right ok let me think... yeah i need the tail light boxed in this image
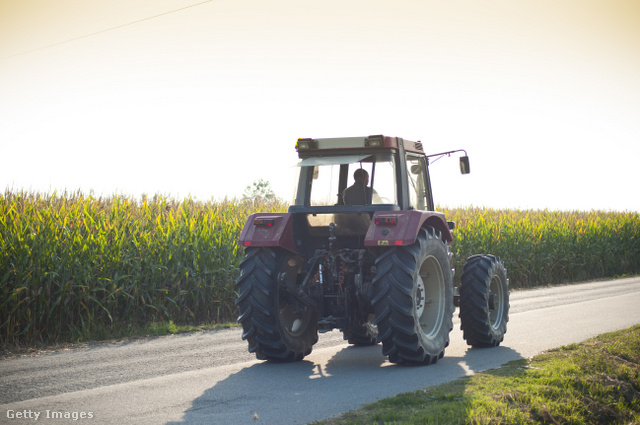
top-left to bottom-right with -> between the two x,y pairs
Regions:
253,217 -> 275,226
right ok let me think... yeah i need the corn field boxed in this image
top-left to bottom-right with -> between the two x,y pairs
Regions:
1,190 -> 639,345
446,207 -> 640,288
0,191 -> 287,344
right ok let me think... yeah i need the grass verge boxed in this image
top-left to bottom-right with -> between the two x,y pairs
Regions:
315,325 -> 640,425
0,320 -> 239,359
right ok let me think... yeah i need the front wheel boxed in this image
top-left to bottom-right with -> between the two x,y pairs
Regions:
235,248 -> 319,361
342,322 -> 377,346
459,255 -> 509,347
372,227 -> 454,365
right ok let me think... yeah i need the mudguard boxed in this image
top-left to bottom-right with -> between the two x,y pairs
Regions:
238,213 -> 297,253
364,210 -> 453,247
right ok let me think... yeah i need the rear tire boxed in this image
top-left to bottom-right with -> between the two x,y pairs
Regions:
372,227 -> 454,365
342,323 -> 377,346
236,248 -> 318,362
459,255 -> 509,347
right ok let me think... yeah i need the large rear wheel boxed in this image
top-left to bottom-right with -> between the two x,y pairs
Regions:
459,255 -> 509,347
372,227 -> 454,365
236,248 -> 319,361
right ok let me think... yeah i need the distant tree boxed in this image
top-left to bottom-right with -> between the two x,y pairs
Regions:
242,179 -> 278,203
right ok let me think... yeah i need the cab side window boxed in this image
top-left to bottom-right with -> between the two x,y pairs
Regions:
406,156 -> 427,210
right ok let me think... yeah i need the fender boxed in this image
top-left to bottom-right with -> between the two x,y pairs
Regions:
238,213 -> 297,253
364,210 -> 453,247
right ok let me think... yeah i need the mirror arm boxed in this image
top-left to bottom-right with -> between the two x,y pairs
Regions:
425,149 -> 468,164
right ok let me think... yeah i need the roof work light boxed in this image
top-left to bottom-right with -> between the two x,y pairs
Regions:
296,138 -> 317,150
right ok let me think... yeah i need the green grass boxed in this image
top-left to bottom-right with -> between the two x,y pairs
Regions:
1,189 -> 639,346
145,319 -> 239,336
315,325 -> 640,425
0,320 -> 241,358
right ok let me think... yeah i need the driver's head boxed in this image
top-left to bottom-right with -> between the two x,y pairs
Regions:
353,168 -> 369,185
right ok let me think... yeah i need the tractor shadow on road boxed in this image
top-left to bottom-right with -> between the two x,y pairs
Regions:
167,342 -> 523,425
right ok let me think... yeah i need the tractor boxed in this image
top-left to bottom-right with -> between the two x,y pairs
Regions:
236,135 -> 509,365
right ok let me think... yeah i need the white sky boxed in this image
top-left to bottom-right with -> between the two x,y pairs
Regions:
1,0 -> 639,211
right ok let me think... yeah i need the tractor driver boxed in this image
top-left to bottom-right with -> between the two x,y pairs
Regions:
342,168 -> 381,205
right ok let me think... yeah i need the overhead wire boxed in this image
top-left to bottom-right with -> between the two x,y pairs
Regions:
5,0 -> 215,59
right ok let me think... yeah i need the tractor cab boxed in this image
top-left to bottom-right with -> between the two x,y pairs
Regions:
288,135 -> 462,256
292,135 -> 432,212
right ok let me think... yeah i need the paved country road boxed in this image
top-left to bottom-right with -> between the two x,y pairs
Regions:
2,277 -> 640,425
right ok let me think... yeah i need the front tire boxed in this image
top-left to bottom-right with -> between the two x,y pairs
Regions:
236,248 -> 319,362
372,227 -> 454,365
459,255 -> 509,347
342,323 -> 377,346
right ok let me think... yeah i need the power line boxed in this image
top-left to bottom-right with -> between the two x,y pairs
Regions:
5,0 -> 215,59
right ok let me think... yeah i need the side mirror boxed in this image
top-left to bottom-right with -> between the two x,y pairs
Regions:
459,156 -> 470,174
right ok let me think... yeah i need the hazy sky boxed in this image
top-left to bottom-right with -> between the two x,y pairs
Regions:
1,0 -> 639,211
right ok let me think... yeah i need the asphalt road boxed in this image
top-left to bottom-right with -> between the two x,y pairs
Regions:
2,277 -> 640,424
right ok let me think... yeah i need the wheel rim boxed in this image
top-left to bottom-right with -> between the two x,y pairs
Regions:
279,304 -> 311,337
417,255 -> 445,338
278,256 -> 312,337
488,275 -> 504,329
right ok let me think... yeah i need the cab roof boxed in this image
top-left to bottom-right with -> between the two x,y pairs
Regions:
295,135 -> 425,157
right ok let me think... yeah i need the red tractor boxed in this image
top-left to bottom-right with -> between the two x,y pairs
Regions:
236,135 -> 509,365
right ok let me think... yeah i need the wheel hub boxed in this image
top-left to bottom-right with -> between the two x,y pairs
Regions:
488,293 -> 496,310
488,276 -> 504,329
416,277 -> 426,318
